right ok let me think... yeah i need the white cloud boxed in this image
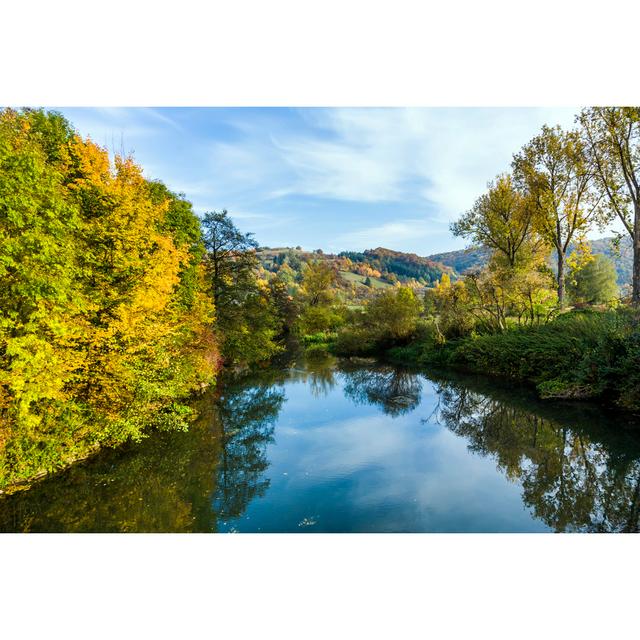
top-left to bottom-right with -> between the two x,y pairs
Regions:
202,107 -> 579,224
59,106 -> 584,252
279,107 -> 578,219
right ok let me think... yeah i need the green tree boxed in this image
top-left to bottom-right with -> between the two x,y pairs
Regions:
365,287 -> 422,342
201,210 -> 282,365
296,262 -> 344,335
201,210 -> 258,309
579,107 -> 640,305
567,254 -> 619,305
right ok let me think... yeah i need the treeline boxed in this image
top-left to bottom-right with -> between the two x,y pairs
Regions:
0,109 -> 285,489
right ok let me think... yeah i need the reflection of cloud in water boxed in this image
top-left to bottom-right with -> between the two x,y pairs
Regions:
272,402 -> 538,532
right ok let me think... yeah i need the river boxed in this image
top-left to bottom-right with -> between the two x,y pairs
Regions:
2,353 -> 640,532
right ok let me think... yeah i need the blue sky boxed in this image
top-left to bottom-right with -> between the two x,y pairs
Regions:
59,107 -> 579,255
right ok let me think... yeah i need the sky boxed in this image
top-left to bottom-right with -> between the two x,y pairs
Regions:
58,107 -> 581,255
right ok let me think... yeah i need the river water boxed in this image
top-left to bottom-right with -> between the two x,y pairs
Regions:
2,354 -> 640,532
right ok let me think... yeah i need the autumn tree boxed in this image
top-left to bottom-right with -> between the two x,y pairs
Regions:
451,173 -> 539,269
578,107 -> 640,305
512,125 -> 600,308
0,108 -> 218,488
296,262 -> 344,335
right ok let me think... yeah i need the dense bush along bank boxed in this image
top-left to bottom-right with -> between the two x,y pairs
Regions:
387,309 -> 640,413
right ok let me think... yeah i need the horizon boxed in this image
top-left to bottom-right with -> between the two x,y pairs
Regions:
54,106 -> 625,255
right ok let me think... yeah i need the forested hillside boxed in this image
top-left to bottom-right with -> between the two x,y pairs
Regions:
256,246 -> 452,304
258,236 -> 633,300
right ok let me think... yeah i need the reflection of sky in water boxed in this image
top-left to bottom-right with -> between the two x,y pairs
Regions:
219,372 -> 550,533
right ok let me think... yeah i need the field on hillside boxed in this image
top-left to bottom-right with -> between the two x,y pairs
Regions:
339,270 -> 392,290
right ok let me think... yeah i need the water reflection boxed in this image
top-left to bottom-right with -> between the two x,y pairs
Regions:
433,376 -> 640,532
213,374 -> 285,521
340,362 -> 422,416
1,358 -> 639,532
0,371 -> 285,533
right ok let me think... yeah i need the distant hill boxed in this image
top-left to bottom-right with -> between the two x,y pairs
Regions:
425,246 -> 492,275
256,246 -> 451,304
589,236 -> 633,287
339,247 -> 451,286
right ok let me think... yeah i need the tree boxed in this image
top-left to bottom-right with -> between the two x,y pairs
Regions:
452,173 -> 539,269
296,261 -> 344,335
219,282 -> 283,365
268,277 -> 299,332
201,210 -> 258,309
201,211 -> 282,365
335,287 -> 423,355
0,109 -> 218,488
513,125 -> 600,308
364,287 -> 422,342
567,254 -> 619,305
579,107 -> 640,305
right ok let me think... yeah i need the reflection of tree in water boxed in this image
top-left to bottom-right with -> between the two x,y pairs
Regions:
213,377 -> 285,520
305,357 -> 338,399
284,352 -> 338,399
0,372 -> 286,532
434,378 -> 640,532
340,363 -> 422,416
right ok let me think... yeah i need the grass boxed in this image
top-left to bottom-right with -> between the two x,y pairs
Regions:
339,270 -> 392,290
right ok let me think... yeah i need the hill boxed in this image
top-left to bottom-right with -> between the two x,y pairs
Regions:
256,246 -> 451,304
339,247 -> 451,286
426,246 -> 492,274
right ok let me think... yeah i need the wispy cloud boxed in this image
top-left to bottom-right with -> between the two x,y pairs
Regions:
58,106 -> 581,254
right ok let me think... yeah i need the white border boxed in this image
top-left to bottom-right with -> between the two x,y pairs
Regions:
2,1 -> 640,637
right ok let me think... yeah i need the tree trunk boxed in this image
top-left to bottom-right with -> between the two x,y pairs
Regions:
557,250 -> 566,309
633,202 -> 640,307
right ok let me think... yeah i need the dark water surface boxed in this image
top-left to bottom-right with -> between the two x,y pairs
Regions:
2,355 -> 640,533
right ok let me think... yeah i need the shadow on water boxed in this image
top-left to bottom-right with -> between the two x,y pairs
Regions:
1,353 -> 640,532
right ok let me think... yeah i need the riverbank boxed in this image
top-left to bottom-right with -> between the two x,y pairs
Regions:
386,309 -> 640,413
